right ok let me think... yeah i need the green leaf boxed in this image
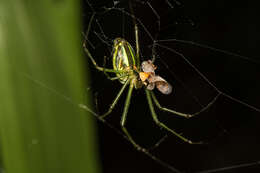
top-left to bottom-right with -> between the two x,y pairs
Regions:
0,0 -> 101,173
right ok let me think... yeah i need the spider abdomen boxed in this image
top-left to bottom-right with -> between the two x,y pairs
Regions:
112,38 -> 140,84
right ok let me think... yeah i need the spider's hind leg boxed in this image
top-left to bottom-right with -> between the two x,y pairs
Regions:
146,90 -> 203,144
120,81 -> 147,151
151,91 -> 220,118
150,91 -> 192,118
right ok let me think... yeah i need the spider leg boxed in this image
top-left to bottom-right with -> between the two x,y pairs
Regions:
120,81 -> 145,151
101,79 -> 130,118
101,55 -> 131,81
151,91 -> 221,118
129,0 -> 140,67
102,55 -> 114,79
150,91 -> 191,118
108,74 -> 131,81
83,14 -> 123,74
145,90 -> 202,144
134,24 -> 140,66
83,44 -> 123,73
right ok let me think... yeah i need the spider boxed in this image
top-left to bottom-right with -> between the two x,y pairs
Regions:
83,12 -> 212,151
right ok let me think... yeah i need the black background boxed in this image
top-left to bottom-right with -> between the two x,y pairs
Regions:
83,0 -> 260,173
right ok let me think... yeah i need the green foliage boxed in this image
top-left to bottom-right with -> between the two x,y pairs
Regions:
0,0 -> 100,173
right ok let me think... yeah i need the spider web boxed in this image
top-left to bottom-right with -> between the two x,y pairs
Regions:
82,0 -> 260,173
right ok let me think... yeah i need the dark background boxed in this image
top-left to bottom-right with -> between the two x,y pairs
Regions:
83,0 -> 260,173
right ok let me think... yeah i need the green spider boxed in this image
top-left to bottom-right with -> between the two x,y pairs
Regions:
83,16 -> 203,151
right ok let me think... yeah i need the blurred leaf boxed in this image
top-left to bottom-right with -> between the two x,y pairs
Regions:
0,0 -> 101,173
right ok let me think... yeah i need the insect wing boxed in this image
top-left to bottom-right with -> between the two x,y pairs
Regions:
156,79 -> 172,95
148,75 -> 172,95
